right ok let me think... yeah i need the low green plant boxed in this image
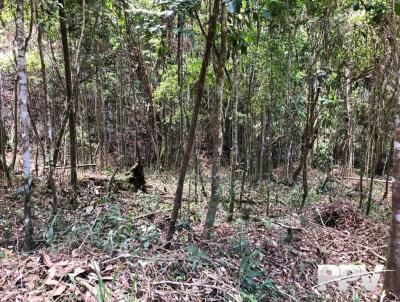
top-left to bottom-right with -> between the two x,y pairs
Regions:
66,204 -> 161,254
317,177 -> 336,194
91,260 -> 112,302
187,244 -> 209,270
314,140 -> 334,171
240,291 -> 258,302
241,206 -> 252,220
289,185 -> 303,208
238,242 -> 282,299
367,199 -> 391,225
290,185 -> 320,209
299,214 -> 309,227
43,214 -> 59,246
231,226 -> 282,300
137,224 -> 161,249
259,182 -> 270,203
306,187 -> 320,205
239,248 -> 263,290
128,273 -> 138,302
261,218 -> 274,230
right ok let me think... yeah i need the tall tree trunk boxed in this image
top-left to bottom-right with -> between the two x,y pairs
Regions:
166,0 -> 220,246
359,155 -> 365,209
344,76 -> 354,175
266,34 -> 274,179
366,130 -> 377,216
286,138 -> 293,181
384,4 -> 400,294
11,75 -> 18,171
131,87 -> 139,163
265,108 -> 272,179
118,86 -> 126,167
284,1 -> 293,181
259,108 -> 265,180
0,71 -> 11,186
292,83 -> 320,183
202,1 -> 227,239
52,96 -> 72,167
59,0 -> 77,197
83,84 -> 93,164
301,149 -> 308,208
228,40 -> 238,222
37,2 -> 57,214
383,137 -> 394,201
245,69 -> 255,186
177,13 -> 185,163
17,0 -> 34,251
94,77 -> 105,169
78,88 -> 85,163
384,72 -> 400,296
99,75 -> 108,166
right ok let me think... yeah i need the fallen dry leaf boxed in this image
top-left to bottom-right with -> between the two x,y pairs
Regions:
55,260 -> 69,266
52,283 -> 67,296
41,253 -> 53,267
83,291 -> 97,302
75,276 -> 97,296
55,265 -> 75,277
45,279 -> 59,286
44,267 -> 57,286
69,267 -> 86,279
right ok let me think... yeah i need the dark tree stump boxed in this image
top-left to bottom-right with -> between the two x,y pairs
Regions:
127,161 -> 147,192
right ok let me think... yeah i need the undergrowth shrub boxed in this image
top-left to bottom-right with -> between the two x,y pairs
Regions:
289,185 -> 320,208
314,140 -> 334,171
230,224 -> 282,300
187,244 -> 210,270
317,176 -> 337,194
366,197 -> 391,225
65,204 -> 161,254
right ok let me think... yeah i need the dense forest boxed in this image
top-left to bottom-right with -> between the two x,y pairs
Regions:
1,0 -> 400,301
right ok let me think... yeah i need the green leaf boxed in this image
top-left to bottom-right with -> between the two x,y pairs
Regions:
395,1 -> 400,16
262,9 -> 271,20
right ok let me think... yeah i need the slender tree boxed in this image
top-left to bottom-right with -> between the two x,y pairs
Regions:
166,0 -> 220,245
384,70 -> 400,297
0,71 -> 11,186
11,75 -> 18,171
384,3 -> 400,293
203,1 -> 228,239
36,0 -> 57,214
227,30 -> 239,222
94,75 -> 105,169
58,0 -> 77,197
17,0 -> 34,251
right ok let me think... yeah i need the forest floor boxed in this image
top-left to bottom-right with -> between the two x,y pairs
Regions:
0,166 -> 393,302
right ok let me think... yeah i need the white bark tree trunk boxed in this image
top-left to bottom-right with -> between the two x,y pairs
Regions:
17,0 -> 34,251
